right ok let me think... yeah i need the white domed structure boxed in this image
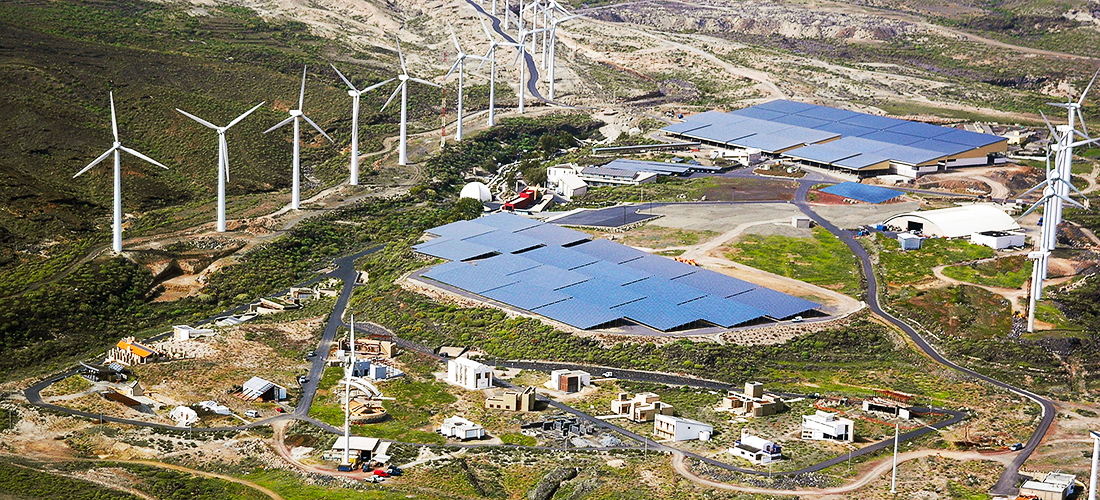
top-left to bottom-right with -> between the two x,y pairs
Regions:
460,182 -> 492,202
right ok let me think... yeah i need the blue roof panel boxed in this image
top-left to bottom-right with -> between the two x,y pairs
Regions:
729,288 -> 820,319
532,298 -> 620,329
812,121 -> 878,137
481,282 -> 570,310
413,238 -> 498,261
771,114 -> 831,129
875,144 -> 946,165
426,221 -> 497,239
885,121 -> 953,139
935,128 -> 1006,148
516,224 -> 590,247
425,263 -> 518,293
558,280 -> 645,308
615,297 -> 703,331
604,158 -> 690,175
571,239 -> 648,264
906,139 -> 969,155
859,130 -> 925,146
475,212 -> 542,232
795,106 -> 862,122
784,143 -> 863,164
623,277 -> 707,304
463,230 -> 544,254
472,253 -> 543,275
671,269 -> 758,297
622,254 -> 699,280
521,246 -> 600,270
518,265 -> 591,290
684,295 -> 768,327
572,260 -> 651,285
755,99 -> 818,114
820,182 -> 904,204
834,153 -> 893,169
841,113 -> 905,129
729,107 -> 788,121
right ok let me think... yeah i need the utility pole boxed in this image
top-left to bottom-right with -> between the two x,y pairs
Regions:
890,423 -> 899,494
1089,430 -> 1100,500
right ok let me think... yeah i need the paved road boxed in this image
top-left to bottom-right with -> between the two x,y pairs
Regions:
462,0 -> 554,106
791,180 -> 1052,494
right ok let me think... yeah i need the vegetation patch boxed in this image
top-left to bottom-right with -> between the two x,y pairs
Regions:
941,255 -> 1032,289
727,226 -> 862,297
864,233 -> 994,287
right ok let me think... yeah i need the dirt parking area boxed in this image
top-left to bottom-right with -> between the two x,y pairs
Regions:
647,203 -> 805,233
809,201 -> 920,229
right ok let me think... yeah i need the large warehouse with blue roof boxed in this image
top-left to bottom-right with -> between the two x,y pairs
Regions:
411,213 -> 821,333
661,100 -> 1007,178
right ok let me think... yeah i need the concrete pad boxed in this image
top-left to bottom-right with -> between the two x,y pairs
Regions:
647,203 -> 804,232
810,201 -> 920,229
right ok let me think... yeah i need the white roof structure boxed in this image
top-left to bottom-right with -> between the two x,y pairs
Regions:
460,182 -> 492,202
882,205 -> 1021,238
242,376 -> 287,400
331,436 -> 381,452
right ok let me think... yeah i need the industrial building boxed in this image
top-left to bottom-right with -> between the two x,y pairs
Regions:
550,369 -> 591,393
882,205 -> 1021,238
653,414 -> 713,441
801,411 -> 854,442
897,233 -> 923,250
730,431 -> 782,464
611,392 -> 674,422
241,376 -> 287,401
1018,472 -> 1076,500
971,230 -> 1026,249
414,213 -> 821,333
439,416 -> 486,440
328,436 -> 392,464
862,397 -> 915,419
716,382 -> 786,417
446,356 -> 493,391
485,387 -> 536,412
661,101 -> 1007,178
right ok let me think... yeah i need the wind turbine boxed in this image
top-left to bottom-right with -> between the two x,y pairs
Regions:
545,11 -> 581,100
175,102 -> 265,232
332,65 -> 395,186
340,312 -> 357,470
445,27 -> 485,141
381,35 -> 441,166
509,26 -> 545,114
1019,68 -> 1099,332
478,18 -> 507,127
264,66 -> 334,210
75,92 -> 169,253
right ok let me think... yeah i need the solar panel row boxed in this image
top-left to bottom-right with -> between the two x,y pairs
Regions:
414,214 -> 820,331
819,182 -> 904,204
661,100 -> 1005,170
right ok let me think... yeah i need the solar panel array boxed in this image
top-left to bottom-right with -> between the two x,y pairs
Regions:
819,182 -> 904,204
660,100 -> 1005,169
414,213 -> 820,331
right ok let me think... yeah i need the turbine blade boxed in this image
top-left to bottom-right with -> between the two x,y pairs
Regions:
395,36 -> 407,74
120,145 -> 169,169
176,108 -> 219,130
363,78 -> 396,93
75,148 -> 114,178
1039,110 -> 1058,139
477,48 -> 493,71
226,101 -> 265,130
450,26 -> 462,52
1056,192 -> 1086,209
481,17 -> 494,41
1068,137 -> 1100,149
1059,176 -> 1088,198
410,77 -> 441,88
381,83 -> 403,112
1048,102 -> 1073,109
220,135 -> 230,183
301,114 -> 334,143
1018,179 -> 1049,199
298,65 -> 308,110
1077,67 -> 1100,107
264,115 -> 295,134
109,92 -> 119,143
1016,199 -> 1045,220
446,59 -> 462,79
331,64 -> 357,92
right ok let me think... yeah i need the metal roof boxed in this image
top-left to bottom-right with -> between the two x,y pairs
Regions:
754,99 -> 817,114
533,298 -> 621,329
622,254 -> 700,280
426,220 -> 497,239
882,205 -> 1021,238
615,297 -> 704,331
470,253 -> 542,275
476,212 -> 543,232
729,287 -> 819,319
622,277 -> 707,304
557,279 -> 646,308
413,237 -> 498,261
671,269 -> 759,297
729,106 -> 788,121
517,265 -> 591,290
602,158 -> 691,175
572,260 -> 651,285
683,295 -> 769,327
424,263 -> 519,293
820,182 -> 904,204
516,224 -> 590,247
522,245 -> 600,270
463,230 -> 544,254
571,238 -> 647,264
783,143 -> 863,164
481,282 -> 571,310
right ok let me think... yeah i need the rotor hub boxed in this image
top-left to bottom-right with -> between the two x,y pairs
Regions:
348,90 -> 357,97
289,110 -> 302,117
399,74 -> 409,82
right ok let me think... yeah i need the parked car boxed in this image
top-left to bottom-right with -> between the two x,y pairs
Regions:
298,375 -> 308,384
275,407 -> 285,413
306,351 -> 316,358
372,469 -> 389,477
602,371 -> 614,378
244,410 -> 260,418
1009,443 -> 1024,451
385,465 -> 403,476
364,475 -> 384,483
791,316 -> 804,323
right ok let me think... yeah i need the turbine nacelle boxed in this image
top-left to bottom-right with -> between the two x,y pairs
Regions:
289,109 -> 303,117
399,74 -> 409,82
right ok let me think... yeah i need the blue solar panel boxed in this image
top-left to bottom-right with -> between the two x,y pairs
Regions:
841,113 -> 905,129
571,239 -> 647,264
825,136 -> 894,153
672,269 -> 759,297
425,263 -> 518,293
522,246 -> 600,270
573,260 -> 651,285
413,238 -> 498,261
730,288 -> 819,319
812,121 -> 877,137
615,297 -> 703,331
603,159 -> 690,175
427,221 -> 497,239
935,128 -> 1005,148
755,99 -> 817,114
623,255 -> 699,280
476,212 -> 542,232
481,282 -> 570,310
834,153 -> 892,170
784,143 -> 863,164
623,277 -> 707,304
735,133 -> 818,153
472,253 -> 542,275
859,130 -> 925,146
463,230 -> 544,254
516,224 -> 590,247
729,107 -> 788,121
795,105 -> 862,122
875,145 -> 946,165
532,298 -> 620,329
558,280 -> 645,308
685,124 -> 756,145
660,121 -> 711,135
421,260 -> 470,276
519,265 -> 590,290
772,114 -> 830,129
885,121 -> 953,139
906,139 -> 969,155
683,296 -> 768,327
820,182 -> 904,204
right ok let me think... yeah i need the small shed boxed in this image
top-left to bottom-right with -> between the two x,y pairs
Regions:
440,416 -> 486,440
897,233 -> 922,250
791,215 -> 812,229
241,377 -> 288,401
971,230 -> 1025,249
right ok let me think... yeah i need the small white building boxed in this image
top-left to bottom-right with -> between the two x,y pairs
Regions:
170,406 -> 199,427
653,414 -> 713,442
897,232 -> 922,250
1019,472 -> 1075,500
241,377 -> 288,401
730,430 -> 782,464
801,411 -> 854,442
197,400 -> 232,415
439,416 -> 486,440
791,215 -> 812,229
550,369 -> 591,393
447,357 -> 493,391
173,325 -> 213,341
970,230 -> 1025,249
547,165 -> 588,200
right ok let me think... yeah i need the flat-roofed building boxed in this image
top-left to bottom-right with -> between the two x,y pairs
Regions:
440,416 -> 486,440
550,370 -> 591,393
485,387 -> 536,412
654,414 -> 712,441
730,430 -> 782,464
1019,472 -> 1075,500
717,382 -> 785,417
801,410 -> 854,442
611,392 -> 674,422
447,357 -> 493,391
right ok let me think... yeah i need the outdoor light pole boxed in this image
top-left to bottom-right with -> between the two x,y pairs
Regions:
890,423 -> 899,494
1089,430 -> 1100,500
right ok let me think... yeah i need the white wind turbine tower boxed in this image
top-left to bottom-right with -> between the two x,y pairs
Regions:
478,18 -> 508,127
381,36 -> 441,166
340,313 -> 358,470
509,26 -> 545,114
175,102 -> 265,232
1018,68 -> 1099,333
445,27 -> 485,141
75,92 -> 169,254
332,65 -> 395,186
264,66 -> 334,210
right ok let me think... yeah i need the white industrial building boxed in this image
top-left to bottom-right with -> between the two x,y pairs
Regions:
730,430 -> 782,464
653,414 -> 713,441
897,232 -> 923,250
439,416 -> 486,440
549,369 -> 591,393
801,411 -> 854,442
173,325 -> 213,340
971,230 -> 1026,249
577,166 -> 658,187
446,357 -> 493,391
460,182 -> 492,202
882,205 -> 1021,238
1019,472 -> 1075,500
547,165 -> 588,200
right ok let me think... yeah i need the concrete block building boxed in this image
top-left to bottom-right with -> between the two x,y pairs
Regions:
447,357 -> 493,391
717,382 -> 785,417
611,392 -> 674,422
653,414 -> 712,441
801,410 -> 854,442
